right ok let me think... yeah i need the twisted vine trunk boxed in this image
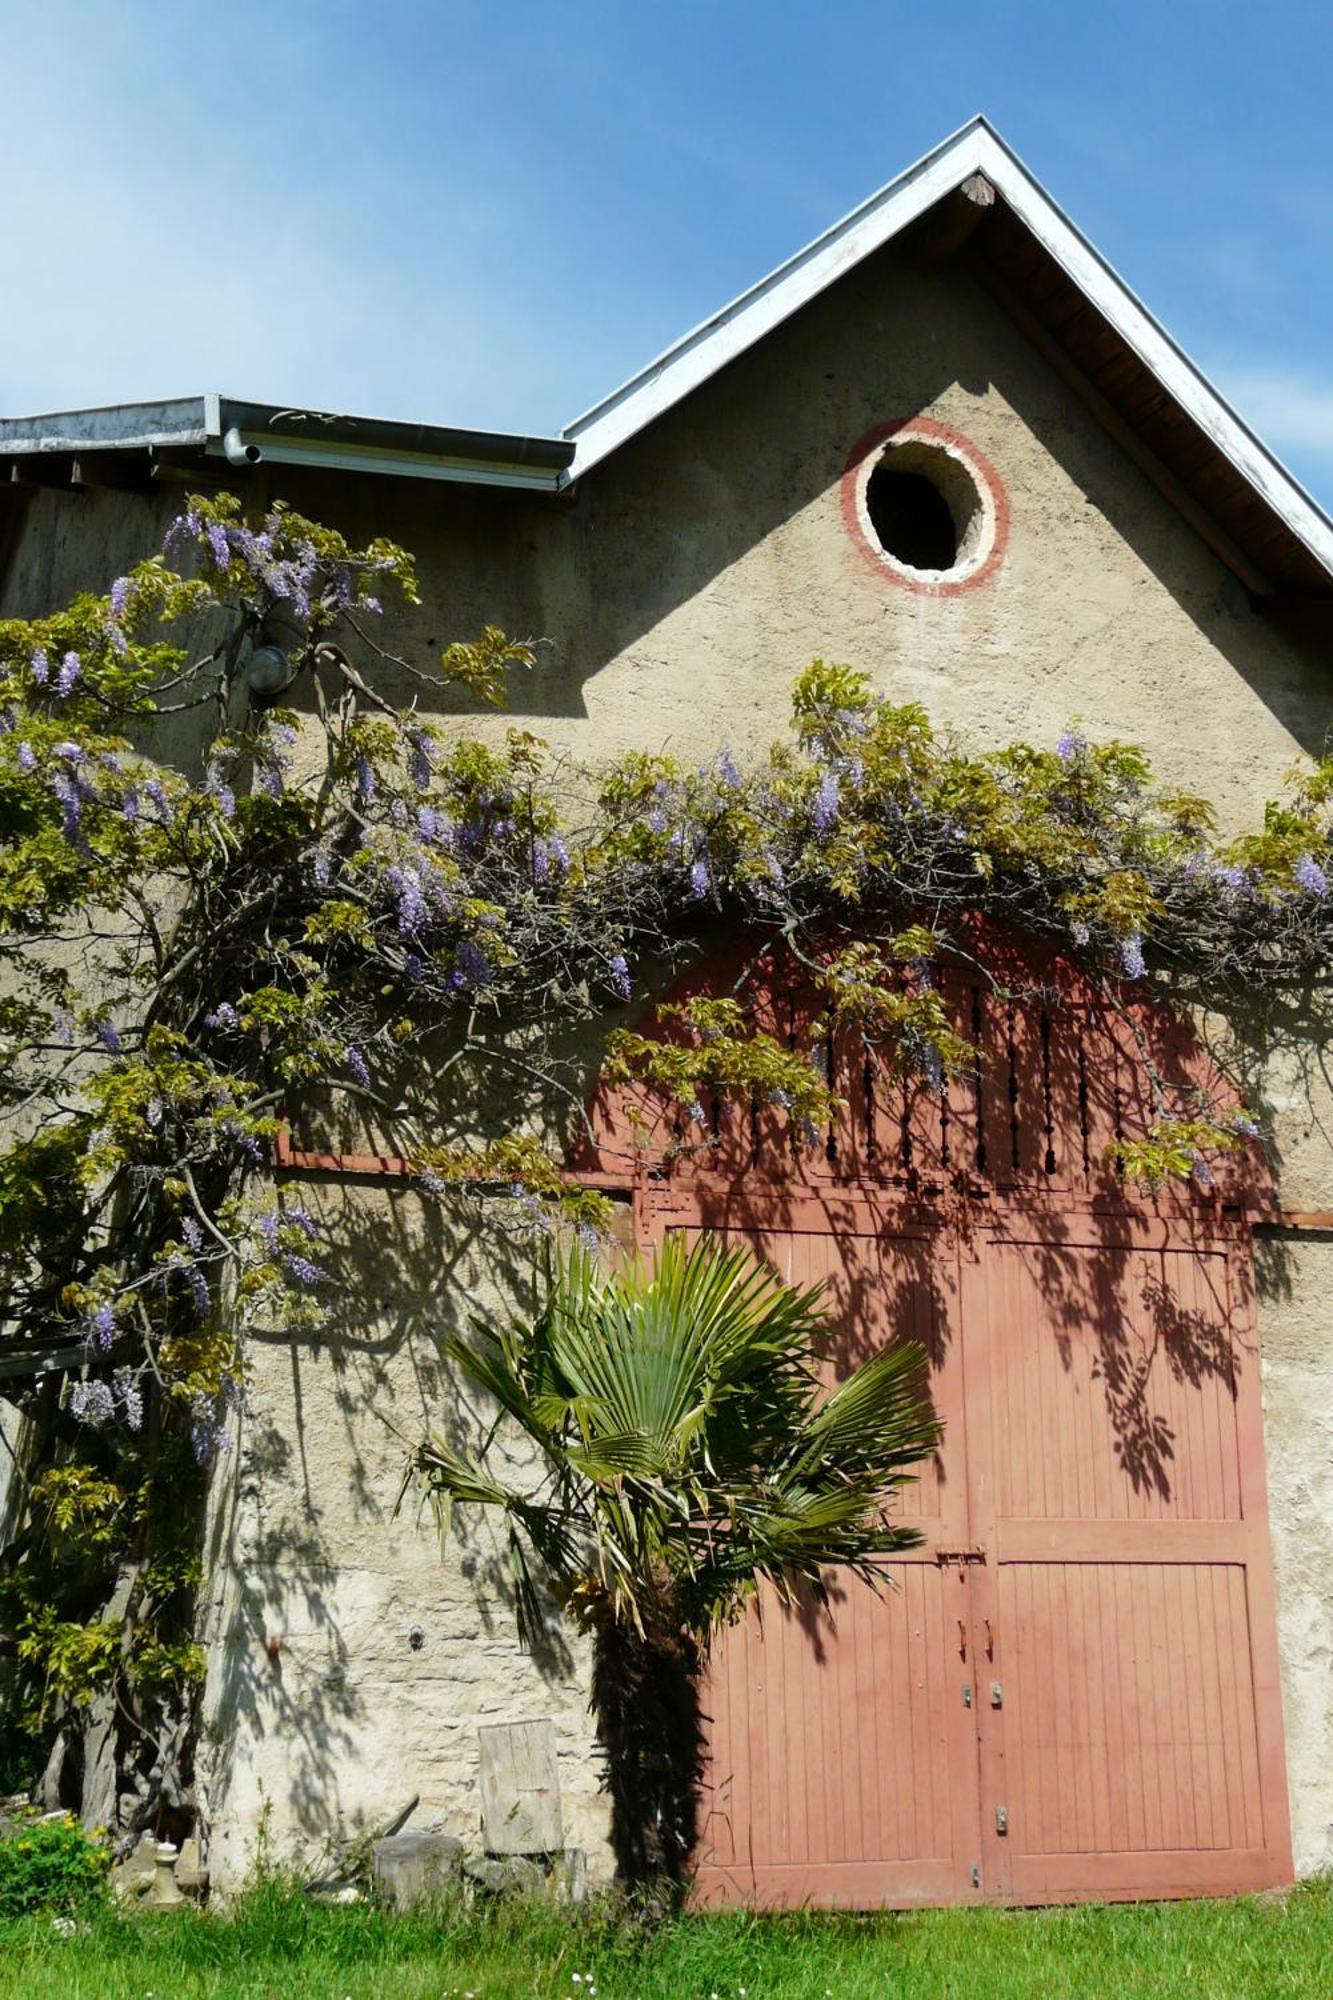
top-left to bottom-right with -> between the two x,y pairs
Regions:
589,1605 -> 705,1902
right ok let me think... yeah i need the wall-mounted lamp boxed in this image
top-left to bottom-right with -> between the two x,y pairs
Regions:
244,644 -> 294,699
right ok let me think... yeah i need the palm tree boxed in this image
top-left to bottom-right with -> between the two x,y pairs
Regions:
409,1232 -> 939,1895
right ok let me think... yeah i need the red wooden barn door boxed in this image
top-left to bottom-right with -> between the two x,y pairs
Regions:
640,1189 -> 1292,1908
963,1213 -> 1292,1902
642,1188 -> 984,1909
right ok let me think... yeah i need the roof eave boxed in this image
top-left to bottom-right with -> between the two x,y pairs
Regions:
558,118 -> 1333,590
0,395 -> 575,493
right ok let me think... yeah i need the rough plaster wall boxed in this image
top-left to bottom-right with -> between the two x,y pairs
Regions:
259,255 -> 1333,1874
4,244 -> 1332,1881
199,1182 -> 615,1889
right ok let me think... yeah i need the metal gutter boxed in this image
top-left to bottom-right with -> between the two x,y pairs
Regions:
0,395 -> 574,492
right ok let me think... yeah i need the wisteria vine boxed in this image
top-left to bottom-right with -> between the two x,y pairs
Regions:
0,490 -> 1330,1839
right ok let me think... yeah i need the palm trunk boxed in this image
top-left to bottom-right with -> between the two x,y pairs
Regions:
589,1604 -> 704,1901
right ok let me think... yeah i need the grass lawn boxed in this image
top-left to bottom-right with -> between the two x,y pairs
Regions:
1,1876 -> 1331,2000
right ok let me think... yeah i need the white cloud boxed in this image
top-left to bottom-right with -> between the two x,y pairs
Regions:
1218,367 -> 1333,461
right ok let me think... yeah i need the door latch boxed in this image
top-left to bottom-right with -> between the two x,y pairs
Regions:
970,1863 -> 982,1889
995,1805 -> 1009,1835
962,1683 -> 973,1708
989,1680 -> 1004,1708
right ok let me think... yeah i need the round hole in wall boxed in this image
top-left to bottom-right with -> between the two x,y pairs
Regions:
843,421 -> 1006,593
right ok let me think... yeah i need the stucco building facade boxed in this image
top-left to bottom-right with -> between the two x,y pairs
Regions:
2,120 -> 1331,1899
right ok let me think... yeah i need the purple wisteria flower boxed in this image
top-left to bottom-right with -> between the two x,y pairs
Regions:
355,756 -> 376,806
1119,934 -> 1146,980
30,647 -> 48,685
716,750 -> 742,791
576,1222 -> 601,1251
96,1019 -> 123,1054
403,951 -> 424,983
407,732 -> 433,790
52,774 -> 82,841
143,779 -> 174,824
113,1369 -> 143,1432
1070,920 -> 1091,948
532,835 -> 570,883
812,770 -> 840,834
689,859 -> 711,900
163,508 -> 202,556
205,762 -> 236,821
1057,728 -> 1087,762
224,1121 -> 264,1163
363,595 -> 382,616
1231,1114 -> 1261,1141
109,576 -> 132,618
1213,864 -> 1247,894
608,954 -> 633,1001
647,807 -> 668,836
344,1045 -> 372,1088
417,1169 -> 448,1198
204,1000 -> 241,1032
312,845 -> 333,886
121,787 -> 140,822
387,864 -> 427,934
144,1095 -> 164,1129
87,1302 -> 116,1353
207,522 -> 231,570
1293,853 -> 1328,898
283,1252 -> 328,1288
449,941 -> 491,990
56,651 -> 81,697
71,1379 -> 116,1427
182,1216 -> 204,1251
1190,1153 -> 1216,1190
190,1391 -> 233,1465
17,741 -> 35,772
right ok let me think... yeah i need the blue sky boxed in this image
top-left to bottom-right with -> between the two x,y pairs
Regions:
8,1 -> 1333,503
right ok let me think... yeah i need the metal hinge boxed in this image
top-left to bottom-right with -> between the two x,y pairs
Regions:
970,1862 -> 982,1889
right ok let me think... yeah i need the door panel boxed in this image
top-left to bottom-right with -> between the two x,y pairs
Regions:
641,1192 -> 984,1909
966,1222 -> 1291,1901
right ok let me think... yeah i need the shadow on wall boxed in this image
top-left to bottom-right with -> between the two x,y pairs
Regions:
201,1184 -> 581,1853
269,243 -> 1333,760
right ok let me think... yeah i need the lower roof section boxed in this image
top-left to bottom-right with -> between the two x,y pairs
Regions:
0,394 -> 575,493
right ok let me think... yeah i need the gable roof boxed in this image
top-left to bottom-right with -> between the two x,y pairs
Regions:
561,116 -> 1333,599
4,119 -> 1330,598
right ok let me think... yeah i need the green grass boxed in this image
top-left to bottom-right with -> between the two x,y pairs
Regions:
2,1875 -> 1331,1999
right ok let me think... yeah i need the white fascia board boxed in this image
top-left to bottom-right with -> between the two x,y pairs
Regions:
969,126 -> 1333,578
562,117 -> 1333,583
561,117 -> 991,481
203,431 -> 564,492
